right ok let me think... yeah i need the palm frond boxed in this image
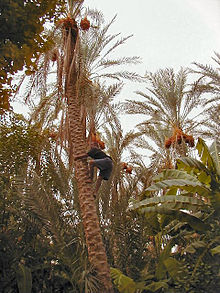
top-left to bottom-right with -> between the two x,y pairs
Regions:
130,195 -> 208,212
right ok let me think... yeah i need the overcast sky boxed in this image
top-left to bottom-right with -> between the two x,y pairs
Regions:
84,0 -> 220,134
14,0 -> 220,135
85,0 -> 220,73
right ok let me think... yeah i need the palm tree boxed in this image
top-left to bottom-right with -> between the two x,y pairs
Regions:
15,2 -> 144,290
191,52 -> 220,138
133,123 -> 176,178
50,1 -> 114,290
14,0 -> 112,290
123,68 -> 205,167
18,8 -> 143,165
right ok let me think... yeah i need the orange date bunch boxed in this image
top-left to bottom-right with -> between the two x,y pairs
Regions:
80,17 -> 90,31
57,16 -> 76,29
165,127 -> 195,149
121,162 -> 133,174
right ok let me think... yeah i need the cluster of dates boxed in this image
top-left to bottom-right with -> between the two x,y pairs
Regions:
51,16 -> 90,62
121,162 -> 133,174
165,128 -> 195,149
56,15 -> 90,31
80,17 -> 90,31
56,16 -> 77,29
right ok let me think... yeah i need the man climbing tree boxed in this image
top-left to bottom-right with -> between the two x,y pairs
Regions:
75,141 -> 113,198
53,1 -> 114,291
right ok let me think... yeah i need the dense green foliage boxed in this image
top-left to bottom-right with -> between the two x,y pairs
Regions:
0,0 -> 65,111
0,113 -> 97,292
128,138 -> 220,292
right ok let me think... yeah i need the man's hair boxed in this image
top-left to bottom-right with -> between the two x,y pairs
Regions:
91,141 -> 99,148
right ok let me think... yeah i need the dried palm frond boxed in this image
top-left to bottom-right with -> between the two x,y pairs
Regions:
15,8 -> 144,173
190,52 -> 220,138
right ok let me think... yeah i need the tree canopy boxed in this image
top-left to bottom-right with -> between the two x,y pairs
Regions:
0,0 -> 65,109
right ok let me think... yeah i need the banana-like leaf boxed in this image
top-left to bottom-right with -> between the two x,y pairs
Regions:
111,268 -> 169,293
176,158 -> 211,186
177,184 -> 211,198
110,268 -> 136,293
166,187 -> 178,195
110,268 -> 145,293
196,138 -> 217,172
130,195 -> 207,211
155,240 -> 185,283
177,157 -> 209,174
210,245 -> 220,255
155,240 -> 174,279
141,202 -> 206,213
209,139 -> 220,175
163,257 -> 182,280
16,264 -> 32,293
184,240 -> 207,254
147,179 -> 201,191
137,207 -> 209,232
153,169 -> 200,183
144,280 -> 169,292
146,178 -> 211,198
197,170 -> 211,185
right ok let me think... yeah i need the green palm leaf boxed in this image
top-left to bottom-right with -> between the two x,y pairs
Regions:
136,208 -> 209,232
130,195 -> 207,212
176,157 -> 209,173
209,139 -> 220,175
110,268 -> 138,293
153,169 -> 201,182
146,179 -> 210,196
196,138 -> 217,172
16,264 -> 32,293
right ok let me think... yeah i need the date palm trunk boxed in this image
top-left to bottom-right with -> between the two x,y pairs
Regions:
65,26 -> 113,292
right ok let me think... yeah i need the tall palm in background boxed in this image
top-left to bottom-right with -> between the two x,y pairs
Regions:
123,67 -> 206,173
95,121 -> 150,283
191,52 -> 220,137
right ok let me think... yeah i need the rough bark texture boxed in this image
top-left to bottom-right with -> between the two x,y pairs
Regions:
67,84 -> 113,292
62,21 -> 113,292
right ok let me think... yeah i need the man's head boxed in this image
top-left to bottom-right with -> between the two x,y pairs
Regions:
91,141 -> 99,148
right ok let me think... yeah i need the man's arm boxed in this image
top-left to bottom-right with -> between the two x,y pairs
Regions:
74,153 -> 88,161
74,147 -> 98,161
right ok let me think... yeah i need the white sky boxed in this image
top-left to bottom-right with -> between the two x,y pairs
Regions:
14,0 -> 220,135
85,0 -> 220,73
84,0 -> 220,134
